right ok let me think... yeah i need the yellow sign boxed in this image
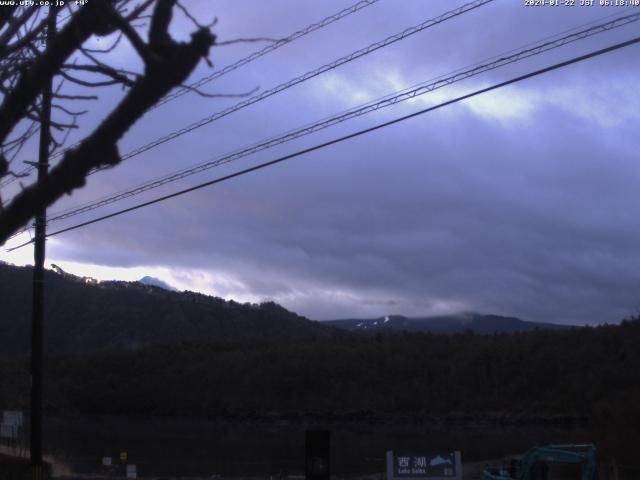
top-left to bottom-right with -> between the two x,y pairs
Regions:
120,452 -> 128,462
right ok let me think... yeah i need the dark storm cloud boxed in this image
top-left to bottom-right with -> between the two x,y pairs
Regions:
8,0 -> 639,323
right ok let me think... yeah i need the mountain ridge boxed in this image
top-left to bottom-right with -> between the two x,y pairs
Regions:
1,262 -> 569,355
139,275 -> 178,291
323,313 -> 570,334
0,262 -> 338,354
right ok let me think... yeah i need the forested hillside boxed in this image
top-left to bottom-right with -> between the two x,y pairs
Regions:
1,263 -> 573,356
325,314 -> 569,334
1,319 -> 638,427
0,262 -> 339,353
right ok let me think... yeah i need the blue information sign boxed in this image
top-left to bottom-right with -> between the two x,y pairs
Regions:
386,451 -> 462,480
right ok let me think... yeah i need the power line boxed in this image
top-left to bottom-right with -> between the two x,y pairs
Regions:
8,34 -> 640,252
7,8 -> 638,242
2,0 -> 493,190
153,0 -> 381,109
29,0 -> 487,182
109,0 -> 494,164
15,6 -> 640,224
40,11 -> 640,226
0,0 -> 381,188
7,0 -> 496,218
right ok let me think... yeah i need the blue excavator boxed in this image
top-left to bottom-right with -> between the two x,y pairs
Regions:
482,444 -> 597,480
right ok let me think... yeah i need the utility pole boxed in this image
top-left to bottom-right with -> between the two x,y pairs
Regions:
31,8 -> 55,480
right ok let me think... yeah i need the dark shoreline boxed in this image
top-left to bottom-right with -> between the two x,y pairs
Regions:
43,409 -> 591,428
15,413 -> 636,479
192,411 -> 591,428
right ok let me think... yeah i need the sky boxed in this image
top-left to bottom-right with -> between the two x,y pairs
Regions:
2,0 -> 640,324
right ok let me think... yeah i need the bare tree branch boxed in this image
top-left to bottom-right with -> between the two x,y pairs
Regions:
123,0 -> 156,22
82,32 -> 124,54
2,10 -> 53,57
149,0 -> 173,47
0,6 -> 38,53
216,37 -> 280,46
108,8 -> 158,64
52,93 -> 99,100
0,0 -> 216,244
52,104 -> 88,116
0,6 -> 19,32
176,1 -> 217,30
62,63 -> 138,87
0,0 -> 116,144
59,69 -> 124,88
177,83 -> 259,99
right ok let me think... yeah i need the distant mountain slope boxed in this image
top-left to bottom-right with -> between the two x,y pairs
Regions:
324,313 -> 569,334
0,262 -> 338,354
139,275 -> 178,291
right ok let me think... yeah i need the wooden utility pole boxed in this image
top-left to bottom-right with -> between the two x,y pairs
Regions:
30,8 -> 55,480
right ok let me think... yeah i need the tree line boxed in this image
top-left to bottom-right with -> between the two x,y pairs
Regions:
1,318 -> 639,427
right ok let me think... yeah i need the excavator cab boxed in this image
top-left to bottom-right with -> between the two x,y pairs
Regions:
482,444 -> 597,480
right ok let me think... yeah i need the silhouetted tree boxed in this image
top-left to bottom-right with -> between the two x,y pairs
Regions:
0,0 -> 216,244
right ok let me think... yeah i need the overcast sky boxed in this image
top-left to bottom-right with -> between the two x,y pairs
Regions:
2,0 -> 640,324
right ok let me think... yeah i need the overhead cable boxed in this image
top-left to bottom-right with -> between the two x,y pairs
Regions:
8,34 -> 640,251
42,11 -> 640,225
0,0 -> 382,188
4,0 -> 494,196
153,0 -> 382,109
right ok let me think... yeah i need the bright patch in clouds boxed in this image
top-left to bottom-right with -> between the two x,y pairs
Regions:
316,68 -> 469,122
47,262 -> 264,305
317,67 -> 540,125
318,66 -> 640,130
0,231 -> 36,267
0,236 -> 262,305
47,260 -> 171,284
319,73 -> 374,105
460,80 -> 640,128
169,269 -> 259,301
548,82 -> 640,128
463,86 -> 539,124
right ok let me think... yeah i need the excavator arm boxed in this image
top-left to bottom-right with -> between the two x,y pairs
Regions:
483,443 -> 597,480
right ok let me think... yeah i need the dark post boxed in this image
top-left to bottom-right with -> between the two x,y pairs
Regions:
30,8 -> 55,480
305,430 -> 330,480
